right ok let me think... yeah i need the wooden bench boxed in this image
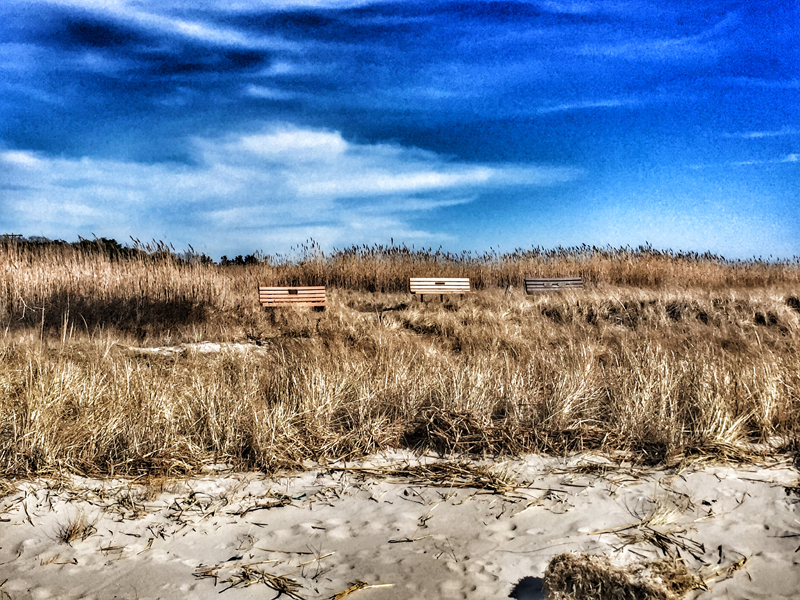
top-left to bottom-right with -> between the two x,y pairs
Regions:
410,278 -> 471,302
525,277 -> 583,293
258,286 -> 327,309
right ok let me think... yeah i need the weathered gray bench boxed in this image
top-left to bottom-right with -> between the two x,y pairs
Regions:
410,278 -> 471,302
258,286 -> 327,309
525,277 -> 583,293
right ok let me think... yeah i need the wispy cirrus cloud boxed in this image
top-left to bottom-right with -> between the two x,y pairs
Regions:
723,77 -> 800,89
153,0 -> 384,8
536,98 -> 642,114
0,125 -> 580,255
576,36 -> 714,61
576,12 -> 738,61
722,127 -> 799,139
535,1 -> 616,15
19,0 -> 301,51
244,85 -> 302,100
689,154 -> 800,169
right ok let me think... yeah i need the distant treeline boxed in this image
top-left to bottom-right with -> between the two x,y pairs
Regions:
2,234 -> 215,265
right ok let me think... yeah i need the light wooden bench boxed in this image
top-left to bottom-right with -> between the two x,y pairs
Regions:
525,277 -> 583,293
258,286 -> 327,309
410,278 -> 471,302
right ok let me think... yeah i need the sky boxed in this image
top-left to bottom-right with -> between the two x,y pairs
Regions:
0,0 -> 798,260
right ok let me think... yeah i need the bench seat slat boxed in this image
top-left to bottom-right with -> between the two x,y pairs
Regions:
409,278 -> 470,282
259,289 -> 326,292
258,286 -> 327,308
260,292 -> 325,296
524,277 -> 583,293
260,297 -> 326,302
259,290 -> 327,295
410,277 -> 471,298
259,292 -> 327,297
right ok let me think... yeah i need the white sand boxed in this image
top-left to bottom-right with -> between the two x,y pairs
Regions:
1,453 -> 798,600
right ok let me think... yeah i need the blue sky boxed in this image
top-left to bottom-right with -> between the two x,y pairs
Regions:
1,0 -> 797,259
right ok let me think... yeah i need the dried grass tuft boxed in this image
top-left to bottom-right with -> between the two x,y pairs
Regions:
544,552 -> 703,600
590,494 -> 705,561
55,511 -> 97,545
0,480 -> 17,500
329,461 -> 518,494
222,568 -> 305,597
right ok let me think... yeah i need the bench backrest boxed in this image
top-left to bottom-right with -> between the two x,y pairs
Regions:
410,277 -> 471,294
525,277 -> 583,293
258,286 -> 327,307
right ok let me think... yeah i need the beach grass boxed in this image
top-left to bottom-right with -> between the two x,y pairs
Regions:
1,238 -> 799,477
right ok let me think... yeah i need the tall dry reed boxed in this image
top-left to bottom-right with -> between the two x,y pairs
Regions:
1,239 -> 799,476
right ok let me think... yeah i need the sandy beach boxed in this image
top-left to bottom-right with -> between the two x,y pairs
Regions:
1,452 -> 798,600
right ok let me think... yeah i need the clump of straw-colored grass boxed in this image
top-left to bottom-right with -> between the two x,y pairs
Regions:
544,552 -> 703,600
55,511 -> 97,545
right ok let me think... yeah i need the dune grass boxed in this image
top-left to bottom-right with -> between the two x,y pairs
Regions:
1,238 -> 799,477
543,553 -> 702,600
55,510 -> 97,546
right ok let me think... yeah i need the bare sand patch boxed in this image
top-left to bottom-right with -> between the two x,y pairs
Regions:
1,453 -> 798,599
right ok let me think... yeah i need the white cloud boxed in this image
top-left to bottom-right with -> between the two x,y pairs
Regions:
257,61 -> 311,77
244,85 -> 300,100
536,98 -> 641,114
243,128 -> 347,154
152,0 -> 384,9
0,125 -> 580,255
1,150 -> 43,167
723,127 -> 799,139
31,0 -> 300,51
535,1 -> 634,15
689,154 -> 800,169
294,168 -> 494,197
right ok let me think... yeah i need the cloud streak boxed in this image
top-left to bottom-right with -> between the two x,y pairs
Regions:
689,154 -> 800,169
722,127 -> 799,139
724,77 -> 800,89
574,12 -> 738,62
536,98 -> 642,114
27,0 -> 300,51
0,125 -> 580,255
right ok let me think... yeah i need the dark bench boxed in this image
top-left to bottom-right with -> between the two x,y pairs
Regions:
525,277 -> 583,293
258,286 -> 327,309
410,278 -> 471,302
